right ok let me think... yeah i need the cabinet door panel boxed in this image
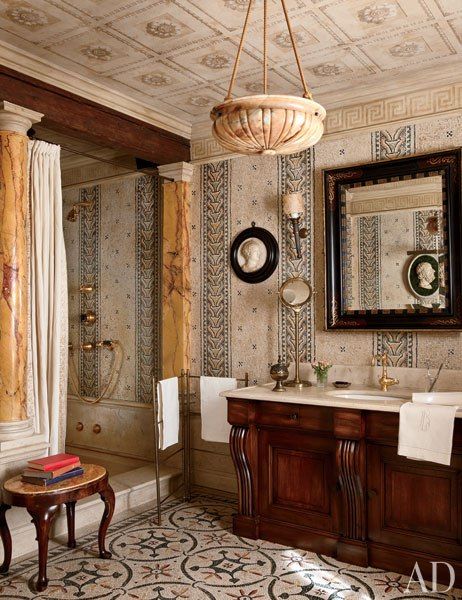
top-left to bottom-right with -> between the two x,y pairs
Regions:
368,443 -> 462,556
259,428 -> 339,533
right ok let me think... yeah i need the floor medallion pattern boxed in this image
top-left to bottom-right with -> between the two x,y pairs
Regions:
2,494 -> 461,599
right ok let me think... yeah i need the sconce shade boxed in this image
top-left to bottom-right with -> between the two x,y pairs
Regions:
211,95 -> 325,156
282,192 -> 304,217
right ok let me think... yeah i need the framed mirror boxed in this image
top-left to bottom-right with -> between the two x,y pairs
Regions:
324,149 -> 462,330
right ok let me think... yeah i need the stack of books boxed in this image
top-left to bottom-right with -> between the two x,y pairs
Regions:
22,453 -> 83,487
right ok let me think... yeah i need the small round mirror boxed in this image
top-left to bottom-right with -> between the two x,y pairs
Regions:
279,277 -> 312,309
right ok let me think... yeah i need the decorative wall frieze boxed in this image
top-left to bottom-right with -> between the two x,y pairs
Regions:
372,125 -> 417,367
278,150 -> 314,363
191,82 -> 462,163
136,176 -> 162,402
200,161 -> 231,377
79,185 -> 101,398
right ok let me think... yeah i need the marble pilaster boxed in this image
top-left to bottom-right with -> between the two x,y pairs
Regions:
158,162 -> 193,379
0,101 -> 42,439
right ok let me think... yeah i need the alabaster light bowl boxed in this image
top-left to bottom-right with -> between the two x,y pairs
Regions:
210,94 -> 326,156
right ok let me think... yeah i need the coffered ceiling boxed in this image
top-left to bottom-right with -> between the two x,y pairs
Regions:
1,0 -> 461,136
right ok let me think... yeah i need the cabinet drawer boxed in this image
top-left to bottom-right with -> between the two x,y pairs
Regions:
255,402 -> 300,427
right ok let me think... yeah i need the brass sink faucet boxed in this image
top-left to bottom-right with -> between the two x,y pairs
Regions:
371,351 -> 399,392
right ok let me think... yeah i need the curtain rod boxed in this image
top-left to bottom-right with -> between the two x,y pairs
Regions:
29,133 -> 158,176
62,170 -> 142,190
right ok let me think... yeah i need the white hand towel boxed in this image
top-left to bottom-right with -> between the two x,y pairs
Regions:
156,377 -> 179,450
200,376 -> 237,443
398,395 -> 459,465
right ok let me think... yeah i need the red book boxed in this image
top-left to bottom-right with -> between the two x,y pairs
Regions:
23,461 -> 81,479
27,453 -> 80,472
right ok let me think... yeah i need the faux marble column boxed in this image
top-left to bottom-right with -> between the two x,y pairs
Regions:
158,162 -> 193,379
0,101 -> 42,439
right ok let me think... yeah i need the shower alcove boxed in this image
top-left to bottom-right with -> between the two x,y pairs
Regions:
39,126 -> 181,527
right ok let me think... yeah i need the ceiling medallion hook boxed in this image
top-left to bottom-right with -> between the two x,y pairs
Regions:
211,0 -> 326,156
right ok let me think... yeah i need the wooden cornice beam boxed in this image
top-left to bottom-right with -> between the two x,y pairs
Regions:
0,65 -> 190,165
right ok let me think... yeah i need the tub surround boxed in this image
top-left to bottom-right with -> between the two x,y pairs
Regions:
225,385 -> 462,586
158,162 -> 192,379
0,102 -> 42,438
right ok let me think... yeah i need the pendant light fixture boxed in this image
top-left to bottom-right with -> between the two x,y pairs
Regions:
210,0 -> 326,156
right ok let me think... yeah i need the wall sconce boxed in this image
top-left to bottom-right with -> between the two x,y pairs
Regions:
66,201 -> 92,222
282,192 -> 308,259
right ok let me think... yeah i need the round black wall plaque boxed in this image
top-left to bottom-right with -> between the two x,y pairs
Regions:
230,224 -> 279,284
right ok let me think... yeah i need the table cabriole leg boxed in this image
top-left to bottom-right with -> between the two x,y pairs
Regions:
66,501 -> 76,549
0,504 -> 11,574
28,504 -> 58,592
98,483 -> 115,559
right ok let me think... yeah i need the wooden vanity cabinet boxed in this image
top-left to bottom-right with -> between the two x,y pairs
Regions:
228,398 -> 462,587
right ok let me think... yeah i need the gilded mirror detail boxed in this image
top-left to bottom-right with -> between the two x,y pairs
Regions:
325,150 -> 462,330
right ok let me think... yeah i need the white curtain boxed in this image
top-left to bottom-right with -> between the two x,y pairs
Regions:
29,140 -> 68,455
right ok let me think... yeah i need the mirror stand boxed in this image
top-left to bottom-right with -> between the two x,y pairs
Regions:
285,307 -> 311,388
279,276 -> 313,388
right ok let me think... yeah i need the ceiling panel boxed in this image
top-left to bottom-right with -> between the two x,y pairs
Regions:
0,0 -> 460,126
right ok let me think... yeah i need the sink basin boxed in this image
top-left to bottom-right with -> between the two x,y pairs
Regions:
413,392 -> 461,405
327,389 -> 409,402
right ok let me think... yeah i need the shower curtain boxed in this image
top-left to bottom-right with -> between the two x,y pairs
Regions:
29,140 -> 68,455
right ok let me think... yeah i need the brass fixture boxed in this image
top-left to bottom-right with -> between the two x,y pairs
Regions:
93,424 -> 101,434
80,340 -> 115,352
371,352 -> 399,392
76,422 -> 84,431
279,276 -> 313,388
66,201 -> 92,222
270,355 -> 289,392
81,310 -> 96,325
97,340 -> 115,351
282,192 -> 308,259
79,284 -> 94,294
210,0 -> 325,155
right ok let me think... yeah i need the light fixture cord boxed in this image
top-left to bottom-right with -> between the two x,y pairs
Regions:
225,0 -> 254,101
279,0 -> 312,99
263,0 -> 268,94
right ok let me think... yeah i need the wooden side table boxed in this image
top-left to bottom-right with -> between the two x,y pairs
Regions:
0,464 -> 115,592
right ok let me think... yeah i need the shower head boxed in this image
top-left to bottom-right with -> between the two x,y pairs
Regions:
66,201 -> 92,222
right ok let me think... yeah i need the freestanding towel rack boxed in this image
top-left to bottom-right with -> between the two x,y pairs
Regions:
152,369 -> 250,524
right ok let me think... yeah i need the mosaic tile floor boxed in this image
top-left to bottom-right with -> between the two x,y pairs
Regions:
1,493 -> 461,599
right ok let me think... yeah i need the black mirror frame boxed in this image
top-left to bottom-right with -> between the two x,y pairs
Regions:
230,225 -> 279,284
324,149 -> 462,330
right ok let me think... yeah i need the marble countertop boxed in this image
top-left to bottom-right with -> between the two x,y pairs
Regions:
221,382 -> 462,416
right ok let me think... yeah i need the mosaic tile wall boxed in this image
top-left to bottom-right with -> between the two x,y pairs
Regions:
191,112 -> 462,382
63,174 -> 162,404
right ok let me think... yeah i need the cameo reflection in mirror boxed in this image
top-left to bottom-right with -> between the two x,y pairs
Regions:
340,174 -> 447,312
280,277 -> 312,307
